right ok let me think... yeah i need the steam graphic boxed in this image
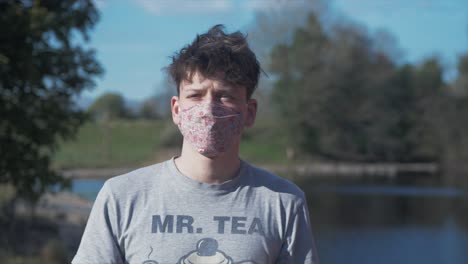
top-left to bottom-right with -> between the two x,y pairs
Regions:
149,246 -> 154,259
142,246 -> 158,264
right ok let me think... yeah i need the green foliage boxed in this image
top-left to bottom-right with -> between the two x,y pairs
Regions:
437,55 -> 468,180
454,54 -> 468,96
0,1 -> 102,201
40,239 -> 69,264
158,122 -> 182,148
88,92 -> 129,121
139,96 -> 161,120
0,255 -> 44,264
240,118 -> 290,164
270,12 -> 455,163
0,184 -> 16,221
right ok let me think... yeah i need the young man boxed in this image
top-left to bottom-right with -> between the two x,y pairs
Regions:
73,25 -> 319,264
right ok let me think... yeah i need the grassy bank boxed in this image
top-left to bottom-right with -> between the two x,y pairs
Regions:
53,119 -> 290,169
53,120 -> 166,169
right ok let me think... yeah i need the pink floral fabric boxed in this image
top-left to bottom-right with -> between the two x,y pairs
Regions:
178,101 -> 243,157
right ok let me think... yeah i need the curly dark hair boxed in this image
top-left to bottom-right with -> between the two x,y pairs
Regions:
167,25 -> 261,99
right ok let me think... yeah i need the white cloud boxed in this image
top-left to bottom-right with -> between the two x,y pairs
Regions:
334,0 -> 465,16
242,0 -> 312,12
93,0 -> 107,9
133,0 -> 233,15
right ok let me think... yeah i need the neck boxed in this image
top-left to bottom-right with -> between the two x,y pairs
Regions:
174,141 -> 241,184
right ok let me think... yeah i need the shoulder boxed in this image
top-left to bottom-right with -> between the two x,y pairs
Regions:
102,160 -> 168,197
244,161 -> 306,203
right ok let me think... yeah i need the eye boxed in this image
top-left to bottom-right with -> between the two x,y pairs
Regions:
187,93 -> 201,99
220,94 -> 234,100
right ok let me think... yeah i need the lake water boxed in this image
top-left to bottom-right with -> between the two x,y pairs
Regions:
71,178 -> 468,264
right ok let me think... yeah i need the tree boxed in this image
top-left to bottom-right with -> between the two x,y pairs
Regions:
246,0 -> 328,119
139,96 -> 160,120
270,14 -> 391,161
407,57 -> 446,161
270,14 -> 329,157
0,1 -> 102,202
88,92 -> 128,121
437,54 -> 468,186
269,12 -> 444,162
454,54 -> 468,96
154,75 -> 177,119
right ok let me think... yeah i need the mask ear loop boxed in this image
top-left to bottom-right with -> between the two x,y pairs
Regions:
215,114 -> 241,119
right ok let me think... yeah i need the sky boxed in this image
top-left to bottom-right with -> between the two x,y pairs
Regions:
82,0 -> 468,102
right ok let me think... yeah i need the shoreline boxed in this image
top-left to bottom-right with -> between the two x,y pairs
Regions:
61,162 -> 440,180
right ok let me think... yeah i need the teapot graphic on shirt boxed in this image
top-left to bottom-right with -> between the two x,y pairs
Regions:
179,238 -> 240,264
144,238 -> 257,264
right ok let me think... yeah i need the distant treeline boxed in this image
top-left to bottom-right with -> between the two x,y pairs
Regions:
87,89 -> 173,121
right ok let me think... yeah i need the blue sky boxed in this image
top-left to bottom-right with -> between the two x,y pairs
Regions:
83,0 -> 468,101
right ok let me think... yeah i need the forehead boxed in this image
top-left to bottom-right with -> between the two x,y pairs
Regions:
180,72 -> 244,93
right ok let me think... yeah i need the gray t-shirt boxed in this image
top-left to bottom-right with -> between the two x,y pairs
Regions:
72,158 -> 319,264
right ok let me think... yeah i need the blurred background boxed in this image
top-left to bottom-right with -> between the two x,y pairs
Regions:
1,0 -> 468,263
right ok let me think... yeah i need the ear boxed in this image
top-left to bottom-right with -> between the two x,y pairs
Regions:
245,99 -> 257,128
171,96 -> 181,125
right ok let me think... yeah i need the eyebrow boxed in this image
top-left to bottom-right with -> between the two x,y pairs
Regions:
183,85 -> 235,93
183,88 -> 204,92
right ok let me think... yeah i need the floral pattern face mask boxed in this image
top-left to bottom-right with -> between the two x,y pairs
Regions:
177,101 -> 244,158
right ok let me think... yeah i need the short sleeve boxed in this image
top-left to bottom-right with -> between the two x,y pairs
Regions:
276,197 -> 320,264
72,181 -> 125,264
